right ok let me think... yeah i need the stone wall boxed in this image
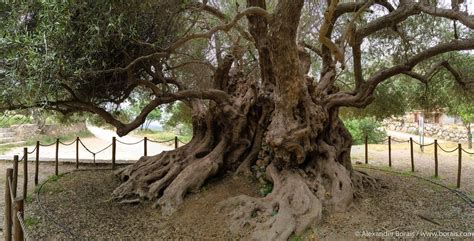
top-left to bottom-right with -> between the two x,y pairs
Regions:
9,122 -> 88,141
383,118 -> 472,143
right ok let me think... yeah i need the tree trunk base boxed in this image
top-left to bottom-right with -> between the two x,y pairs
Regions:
351,170 -> 382,198
219,164 -> 322,241
112,141 -> 227,215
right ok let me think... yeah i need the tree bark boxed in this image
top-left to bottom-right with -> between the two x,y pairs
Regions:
111,1 -> 379,239
466,122 -> 472,149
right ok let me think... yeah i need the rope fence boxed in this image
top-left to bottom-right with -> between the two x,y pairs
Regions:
2,134 -> 188,241
147,138 -> 175,143
365,135 -> 473,190
116,139 -> 144,145
2,132 -> 471,240
437,143 -> 460,153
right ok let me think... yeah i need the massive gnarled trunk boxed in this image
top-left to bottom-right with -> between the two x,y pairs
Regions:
112,0 -> 377,240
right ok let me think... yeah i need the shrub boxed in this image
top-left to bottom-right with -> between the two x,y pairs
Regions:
343,117 -> 386,145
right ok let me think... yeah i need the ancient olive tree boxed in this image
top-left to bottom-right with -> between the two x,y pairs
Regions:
1,0 -> 473,239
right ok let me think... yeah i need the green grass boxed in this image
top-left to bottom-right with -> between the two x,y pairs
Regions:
134,130 -> 192,144
24,216 -> 40,227
35,174 -> 66,194
430,175 -> 442,180
399,170 -> 413,177
289,235 -> 303,241
0,129 -> 93,155
25,193 -> 35,204
0,143 -> 16,155
48,173 -> 65,182
0,115 -> 33,128
25,129 -> 93,146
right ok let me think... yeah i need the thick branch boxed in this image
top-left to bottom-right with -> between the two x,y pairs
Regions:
89,6 -> 270,76
301,41 -> 322,58
417,2 -> 474,29
403,60 -> 466,86
327,38 -> 474,108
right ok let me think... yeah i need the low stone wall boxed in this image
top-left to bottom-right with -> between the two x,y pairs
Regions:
383,119 -> 472,143
10,122 -> 88,141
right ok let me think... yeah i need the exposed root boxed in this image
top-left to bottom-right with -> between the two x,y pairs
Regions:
112,141 -> 227,216
112,150 -> 185,202
155,141 -> 226,215
219,164 -> 322,241
351,170 -> 382,198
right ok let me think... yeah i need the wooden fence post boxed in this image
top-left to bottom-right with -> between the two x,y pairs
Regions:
23,148 -> 27,200
144,137 -> 148,157
35,141 -> 39,185
175,136 -> 178,149
434,140 -> 438,178
364,135 -> 368,164
112,137 -> 116,170
410,137 -> 414,172
388,136 -> 392,167
55,138 -> 59,176
76,137 -> 79,169
457,143 -> 462,188
4,168 -> 13,241
13,198 -> 24,241
12,155 -> 18,198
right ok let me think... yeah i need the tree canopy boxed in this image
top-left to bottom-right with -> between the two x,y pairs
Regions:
1,0 -> 473,133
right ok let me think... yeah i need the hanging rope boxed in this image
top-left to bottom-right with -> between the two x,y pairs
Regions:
412,140 -> 435,147
178,138 -> 189,145
461,148 -> 474,155
437,143 -> 459,153
39,141 -> 56,147
79,139 -> 112,156
59,139 -> 77,146
148,138 -> 175,143
16,211 -> 31,241
116,138 -> 144,145
27,146 -> 38,154
391,138 -> 409,143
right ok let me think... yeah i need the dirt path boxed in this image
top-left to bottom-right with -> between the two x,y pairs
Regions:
351,142 -> 474,197
0,125 -> 173,163
24,168 -> 473,240
387,130 -> 447,144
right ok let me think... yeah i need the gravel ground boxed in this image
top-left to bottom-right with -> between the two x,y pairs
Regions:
21,167 -> 474,240
0,161 -> 76,238
351,142 -> 474,197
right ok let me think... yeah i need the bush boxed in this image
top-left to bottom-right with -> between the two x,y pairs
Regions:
1,114 -> 32,127
343,117 -> 386,145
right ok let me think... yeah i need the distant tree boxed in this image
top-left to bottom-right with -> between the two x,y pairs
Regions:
454,103 -> 474,149
164,102 -> 192,134
125,96 -> 162,130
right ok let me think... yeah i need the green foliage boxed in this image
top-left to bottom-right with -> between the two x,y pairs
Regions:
344,117 -> 387,145
48,173 -> 65,182
341,78 -> 413,120
289,235 -> 302,241
124,97 -> 162,130
24,216 -> 41,227
24,129 -> 92,146
25,194 -> 35,204
1,0 -> 186,109
164,102 -> 192,135
0,144 -> 16,155
0,114 -> 33,127
259,182 -> 273,197
135,129 -> 191,144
